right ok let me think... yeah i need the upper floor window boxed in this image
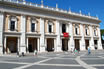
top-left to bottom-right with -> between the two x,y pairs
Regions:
9,16 -> 17,31
10,21 -> 15,31
85,25 -> 89,35
75,24 -> 79,35
31,23 -> 35,32
48,22 -> 53,33
94,27 -> 97,36
62,24 -> 66,33
31,19 -> 37,32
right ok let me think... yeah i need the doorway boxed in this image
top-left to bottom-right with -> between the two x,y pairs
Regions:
47,38 -> 54,52
28,38 -> 37,52
94,40 -> 98,50
62,39 -> 68,51
75,39 -> 80,51
85,40 -> 89,50
7,37 -> 17,53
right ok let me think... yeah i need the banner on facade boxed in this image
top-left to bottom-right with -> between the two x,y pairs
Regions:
63,33 -> 69,37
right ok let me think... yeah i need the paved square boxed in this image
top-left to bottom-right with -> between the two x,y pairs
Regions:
0,50 -> 104,69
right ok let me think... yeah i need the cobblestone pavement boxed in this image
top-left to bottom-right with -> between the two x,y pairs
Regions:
0,50 -> 104,69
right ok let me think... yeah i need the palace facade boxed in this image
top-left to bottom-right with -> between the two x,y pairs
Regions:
0,0 -> 102,54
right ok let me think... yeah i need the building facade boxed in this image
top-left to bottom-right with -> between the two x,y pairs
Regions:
0,0 -> 103,54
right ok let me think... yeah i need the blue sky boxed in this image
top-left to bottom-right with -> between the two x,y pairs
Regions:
26,0 -> 104,29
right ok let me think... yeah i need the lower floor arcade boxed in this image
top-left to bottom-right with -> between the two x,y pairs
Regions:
0,35 -> 102,54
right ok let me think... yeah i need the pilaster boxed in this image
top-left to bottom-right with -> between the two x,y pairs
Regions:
97,27 -> 102,49
56,20 -> 62,52
0,12 -> 4,54
80,24 -> 85,50
39,18 -> 45,52
20,15 -> 26,54
69,22 -> 74,51
89,25 -> 95,50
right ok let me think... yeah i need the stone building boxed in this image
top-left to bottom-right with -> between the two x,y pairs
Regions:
0,0 -> 102,54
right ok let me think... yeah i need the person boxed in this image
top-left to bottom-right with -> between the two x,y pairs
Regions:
34,49 -> 37,56
73,48 -> 78,55
88,46 -> 91,55
71,48 -> 73,53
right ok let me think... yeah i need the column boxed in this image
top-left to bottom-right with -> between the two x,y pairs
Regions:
89,25 -> 95,50
17,37 -> 20,53
54,38 -> 57,52
26,37 -> 29,53
56,20 -> 62,52
20,15 -> 26,54
40,18 -> 45,52
68,23 -> 70,51
69,22 -> 75,51
37,38 -> 40,52
80,24 -> 85,50
97,27 -> 103,49
4,36 -> 7,54
0,12 -> 4,54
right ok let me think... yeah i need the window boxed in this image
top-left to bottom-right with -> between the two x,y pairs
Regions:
94,27 -> 97,36
48,22 -> 53,33
75,27 -> 78,35
85,25 -> 89,35
31,23 -> 35,32
49,24 -> 52,33
85,29 -> 88,35
9,16 -> 17,31
62,24 -> 66,33
94,29 -> 96,36
75,25 -> 79,35
10,21 -> 15,31
31,19 -> 37,32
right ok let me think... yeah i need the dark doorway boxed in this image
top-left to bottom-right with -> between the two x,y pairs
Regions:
7,37 -> 17,53
28,38 -> 37,53
94,40 -> 98,50
62,39 -> 68,51
47,38 -> 54,52
75,39 -> 80,51
28,44 -> 33,52
85,40 -> 89,50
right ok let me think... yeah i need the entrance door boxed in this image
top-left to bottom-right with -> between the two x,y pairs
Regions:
28,44 -> 33,52
94,40 -> 98,50
7,37 -> 17,53
75,39 -> 80,51
62,39 -> 68,51
28,38 -> 37,52
47,38 -> 54,52
85,40 -> 89,50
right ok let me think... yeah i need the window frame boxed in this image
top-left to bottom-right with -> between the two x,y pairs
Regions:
48,22 -> 53,33
85,25 -> 89,36
30,19 -> 37,32
75,24 -> 79,35
62,24 -> 66,33
8,16 -> 17,31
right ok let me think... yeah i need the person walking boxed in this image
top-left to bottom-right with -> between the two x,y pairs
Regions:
88,46 -> 91,55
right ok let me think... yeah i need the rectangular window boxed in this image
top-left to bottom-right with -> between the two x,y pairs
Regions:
86,29 -> 88,35
94,30 -> 96,36
75,28 -> 78,35
10,21 -> 15,31
31,23 -> 35,32
62,24 -> 66,33
49,24 -> 52,33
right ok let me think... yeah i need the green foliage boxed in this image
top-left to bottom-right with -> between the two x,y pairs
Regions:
101,29 -> 104,35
